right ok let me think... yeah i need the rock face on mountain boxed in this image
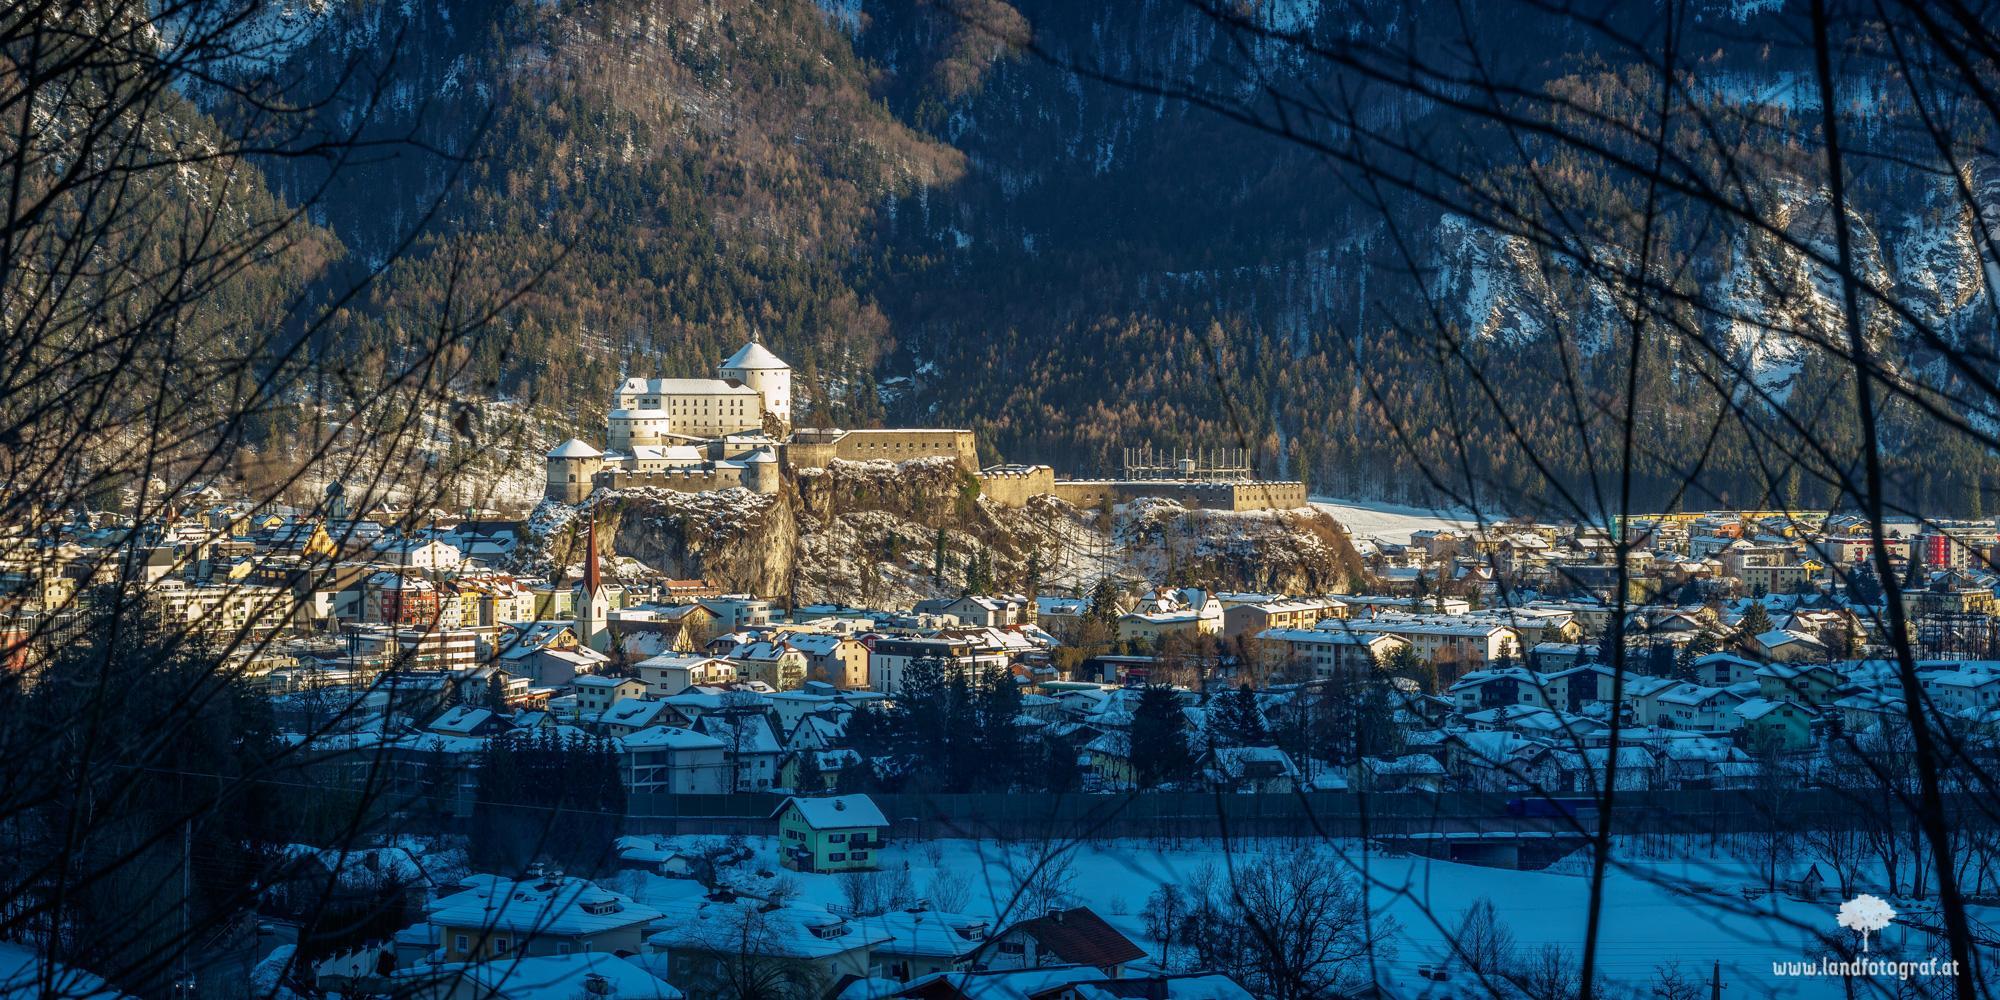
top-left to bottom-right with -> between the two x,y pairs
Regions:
529,460 -> 1368,605
1117,499 -> 1367,596
533,487 -> 798,596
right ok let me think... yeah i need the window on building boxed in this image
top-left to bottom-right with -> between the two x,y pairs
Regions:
455,934 -> 469,954
830,852 -> 846,862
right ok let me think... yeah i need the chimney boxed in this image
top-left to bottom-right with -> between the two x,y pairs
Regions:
583,973 -> 614,997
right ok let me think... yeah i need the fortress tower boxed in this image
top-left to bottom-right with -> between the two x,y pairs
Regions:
719,340 -> 792,430
545,438 -> 604,503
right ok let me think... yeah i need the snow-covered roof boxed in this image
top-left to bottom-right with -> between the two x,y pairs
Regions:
898,967 -> 1105,1000
616,377 -> 761,398
427,876 -> 662,936
1656,683 -> 1739,707
621,725 -> 725,751
629,445 -> 707,463
428,953 -> 683,1000
855,910 -> 990,959
602,697 -> 676,729
1073,975 -> 1255,1000
1257,627 -> 1390,646
547,438 -> 603,459
428,706 -> 496,735
574,674 -> 640,689
775,632 -> 852,656
1736,697 -> 1805,721
1756,628 -> 1822,650
648,899 -> 888,959
773,793 -> 887,829
720,341 -> 790,371
1207,746 -> 1301,780
1364,753 -> 1445,775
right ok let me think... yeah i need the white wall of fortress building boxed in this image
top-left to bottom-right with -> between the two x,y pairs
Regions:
975,466 -> 1309,512
546,342 -> 1305,510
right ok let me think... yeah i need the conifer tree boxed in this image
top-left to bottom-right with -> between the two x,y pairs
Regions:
1131,686 -> 1192,789
1212,685 -> 1268,747
977,668 -> 1027,787
1738,601 -> 1775,639
792,749 -> 824,794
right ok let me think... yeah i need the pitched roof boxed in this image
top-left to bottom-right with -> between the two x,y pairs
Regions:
1068,974 -> 1257,1000
772,794 -> 888,828
547,438 -> 603,459
896,966 -> 1104,1000
601,697 -> 676,729
1003,907 -> 1146,969
431,952 -> 683,1000
427,875 -> 662,936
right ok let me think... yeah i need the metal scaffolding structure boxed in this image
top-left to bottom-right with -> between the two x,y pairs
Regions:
1121,445 -> 1254,482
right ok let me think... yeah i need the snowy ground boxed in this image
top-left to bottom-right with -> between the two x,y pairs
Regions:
1310,496 -> 1490,545
605,835 -> 1973,999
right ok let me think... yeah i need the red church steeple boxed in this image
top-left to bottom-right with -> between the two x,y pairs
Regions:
582,516 -> 602,595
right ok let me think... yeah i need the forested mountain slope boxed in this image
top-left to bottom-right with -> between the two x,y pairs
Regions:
188,0 -> 1997,514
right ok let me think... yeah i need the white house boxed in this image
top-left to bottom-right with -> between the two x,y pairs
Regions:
618,726 -> 730,795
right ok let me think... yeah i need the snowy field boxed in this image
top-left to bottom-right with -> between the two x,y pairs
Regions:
606,835 -> 1974,998
1310,496 -> 1489,545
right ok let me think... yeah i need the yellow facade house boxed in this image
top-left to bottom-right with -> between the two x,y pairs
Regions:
771,794 -> 888,873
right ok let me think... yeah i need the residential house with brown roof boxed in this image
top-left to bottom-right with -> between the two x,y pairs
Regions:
988,907 -> 1146,978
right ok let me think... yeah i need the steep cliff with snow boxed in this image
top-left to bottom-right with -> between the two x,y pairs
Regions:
527,461 -> 1367,604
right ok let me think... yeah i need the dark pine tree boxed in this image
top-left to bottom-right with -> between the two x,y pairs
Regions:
1130,686 -> 1192,789
1211,686 -> 1269,747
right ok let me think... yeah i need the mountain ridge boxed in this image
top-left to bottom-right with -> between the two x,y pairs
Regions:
181,0 -> 1998,514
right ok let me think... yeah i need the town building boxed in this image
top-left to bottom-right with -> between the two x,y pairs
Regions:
772,794 -> 889,873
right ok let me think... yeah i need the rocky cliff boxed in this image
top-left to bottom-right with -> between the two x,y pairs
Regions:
527,459 -> 1369,604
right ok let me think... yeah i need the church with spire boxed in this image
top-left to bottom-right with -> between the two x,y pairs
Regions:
575,515 -> 613,653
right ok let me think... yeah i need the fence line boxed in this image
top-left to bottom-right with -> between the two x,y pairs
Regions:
616,789 -> 1946,841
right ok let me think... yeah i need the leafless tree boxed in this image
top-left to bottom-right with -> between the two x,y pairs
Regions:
0,0 -> 568,992
1451,896 -> 1517,979
1186,848 -> 1386,1000
925,865 -> 972,915
1003,841 -> 1077,917
1142,882 -> 1189,969
1650,960 -> 1706,1000
1517,943 -> 1586,1000
939,0 -> 2000,993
